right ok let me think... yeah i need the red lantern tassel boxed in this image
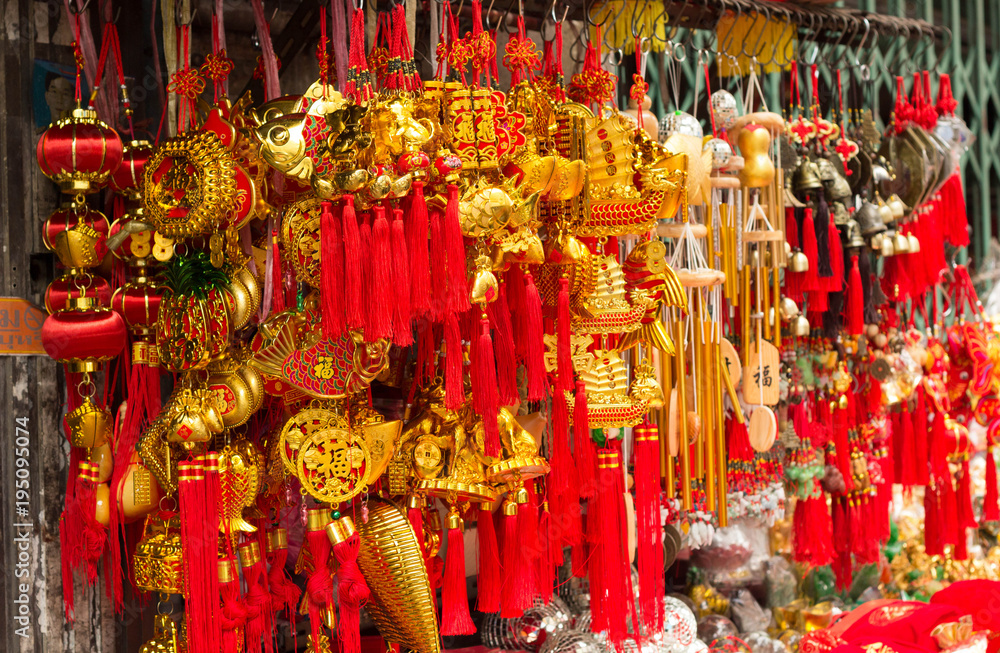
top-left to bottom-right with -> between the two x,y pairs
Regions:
589,445 -> 634,649
825,216 -> 844,293
832,401 -> 855,493
958,457 -> 977,530
444,311 -> 465,410
329,517 -> 370,653
557,278 -> 573,392
407,498 -> 425,557
549,386 -> 573,517
899,405 -> 917,487
342,195 -> 364,330
524,272 -> 547,401
984,446 -> 1000,523
499,497 -> 531,617
367,205 -> 394,341
408,180 -> 432,318
476,502 -> 502,613
487,284 -> 519,406
391,207 -> 413,346
517,483 -> 540,600
266,528 -> 302,613
801,208 -> 820,292
924,486 -> 942,555
537,504 -> 555,603
445,184 -> 470,314
442,509 -> 476,635
939,173 -> 970,248
575,380 -> 597,498
321,200 -> 345,338
219,557 -> 248,653
178,461 -> 221,653
240,541 -> 273,653
305,515 -> 335,647
634,421 -> 664,633
271,228 -> 286,313
912,389 -> 929,486
506,266 -> 528,362
472,316 -> 501,456
429,209 -> 448,320
846,255 -> 864,335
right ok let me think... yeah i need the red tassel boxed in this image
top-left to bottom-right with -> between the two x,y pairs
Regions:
220,558 -> 248,653
899,405 -> 917,487
342,195 -> 364,330
266,529 -> 302,612
367,205 -> 394,341
924,486 -> 942,555
506,266 -> 528,361
939,174 -> 970,248
912,389 -> 929,486
476,503 -> 502,613
801,208 -> 820,292
524,272 -> 547,401
537,504 -> 555,602
518,484 -> 540,594
499,497 -> 532,617
574,380 -> 597,497
179,461 -> 221,653
444,311 -> 465,410
557,278 -> 573,392
305,520 -> 335,646
588,445 -> 634,648
942,475 -> 959,547
487,284 -> 519,406
271,228 -> 286,313
408,180 -> 432,318
634,421 -> 664,633
832,400 -> 855,493
330,518 -> 370,653
473,316 -> 501,456
549,385 -> 573,514
984,446 -> 1000,523
321,200 -> 346,338
442,510 -> 476,635
240,541 -> 273,652
846,255 -> 864,335
445,184 -> 470,313
391,208 -> 413,345
826,218 -> 844,293
958,457 -> 977,529
429,209 -> 448,320
408,499 -> 426,557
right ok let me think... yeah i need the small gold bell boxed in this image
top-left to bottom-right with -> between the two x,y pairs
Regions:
779,297 -> 800,321
792,159 -> 824,194
907,233 -> 921,253
888,194 -> 906,220
845,219 -> 866,249
870,232 -> 884,252
793,315 -> 811,337
789,251 -> 810,273
877,199 -> 895,226
880,234 -> 895,257
893,231 -> 910,253
856,200 -> 886,236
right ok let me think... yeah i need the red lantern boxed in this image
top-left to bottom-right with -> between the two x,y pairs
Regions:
45,274 -> 112,313
43,204 -> 110,269
41,294 -> 127,372
36,108 -> 123,194
112,276 -> 163,338
111,140 -> 153,199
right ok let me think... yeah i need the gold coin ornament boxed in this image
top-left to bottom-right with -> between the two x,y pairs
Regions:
279,407 -> 349,475
297,426 -> 370,504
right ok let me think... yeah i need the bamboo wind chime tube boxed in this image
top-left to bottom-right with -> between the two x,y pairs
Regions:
762,267 -> 772,341
714,342 -> 729,528
702,316 -> 716,513
742,264 -> 752,367
676,315 -> 692,510
772,260 -> 782,348
660,340 -> 675,494
691,292 -> 702,483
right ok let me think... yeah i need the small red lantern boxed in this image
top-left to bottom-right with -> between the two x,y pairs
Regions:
112,273 -> 163,338
45,274 -> 112,313
41,293 -> 127,372
111,140 -> 153,199
36,108 -> 123,194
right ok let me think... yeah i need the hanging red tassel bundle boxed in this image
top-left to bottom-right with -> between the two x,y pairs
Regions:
832,399 -> 855,493
924,486 -> 943,556
266,527 -> 302,614
304,509 -> 335,646
407,496 -> 426,557
472,316 -> 501,456
912,389 -> 930,486
548,387 -> 573,517
429,209 -> 448,320
588,444 -> 634,649
957,457 -> 977,530
240,540 -> 273,653
634,421 -> 664,633
499,498 -> 525,617
328,516 -> 370,653
556,278 -> 573,392
505,266 -> 528,360
574,380 -> 597,497
408,181 -> 432,318
536,503 -> 555,603
517,484 -> 541,601
487,284 -> 519,406
846,255 -> 864,335
178,461 -> 221,653
826,217 -> 844,293
219,556 -> 248,653
321,200 -> 345,338
524,272 -> 547,401
444,311 -> 465,410
939,173 -> 970,248
367,205 -> 394,340
476,502 -> 502,613
442,507 -> 476,635
984,446 -> 1000,523
793,492 -> 834,567
899,405 -> 918,487
342,195 -> 364,330
391,207 -> 413,345
801,208 -> 820,292
784,208 -> 805,304
271,227 -> 286,313
444,184 -> 470,314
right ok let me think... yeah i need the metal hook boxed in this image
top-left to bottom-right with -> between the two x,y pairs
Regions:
931,26 -> 953,73
717,0 -> 745,58
68,0 -> 93,15
742,6 -> 771,60
793,13 -> 815,64
820,14 -> 852,69
755,4 -> 790,68
886,21 -> 912,74
851,17 -> 871,68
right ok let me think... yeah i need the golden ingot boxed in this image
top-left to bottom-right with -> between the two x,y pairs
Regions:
738,125 -> 775,188
469,259 -> 499,305
138,614 -> 180,653
65,398 -> 113,449
53,217 -> 108,269
165,387 -> 224,449
133,512 -> 184,594
356,498 -> 440,653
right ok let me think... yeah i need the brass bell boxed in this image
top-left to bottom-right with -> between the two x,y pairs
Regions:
845,219 -> 866,249
815,158 -> 852,202
832,202 -> 849,225
887,194 -> 906,220
856,200 -> 886,236
880,233 -> 896,257
907,233 -> 921,253
784,241 -> 792,259
792,159 -> 823,193
893,230 -> 910,253
870,232 -> 884,252
780,297 -> 800,321
877,197 -> 895,225
793,315 -> 811,337
789,251 -> 810,273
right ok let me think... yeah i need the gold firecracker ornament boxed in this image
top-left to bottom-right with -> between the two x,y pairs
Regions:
356,498 -> 440,653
